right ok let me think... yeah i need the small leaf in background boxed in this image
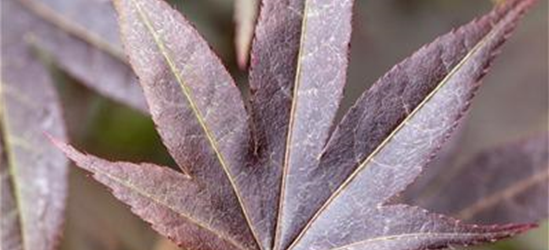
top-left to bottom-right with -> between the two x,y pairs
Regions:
419,133 -> 548,224
54,0 -> 543,250
1,1 -> 68,249
234,0 -> 259,69
15,0 -> 148,113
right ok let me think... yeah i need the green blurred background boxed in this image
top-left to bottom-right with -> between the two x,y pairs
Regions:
52,0 -> 548,250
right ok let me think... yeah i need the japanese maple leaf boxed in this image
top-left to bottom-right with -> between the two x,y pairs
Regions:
53,0 -> 540,249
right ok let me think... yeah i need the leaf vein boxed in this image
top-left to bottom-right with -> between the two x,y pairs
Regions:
275,0 -> 311,248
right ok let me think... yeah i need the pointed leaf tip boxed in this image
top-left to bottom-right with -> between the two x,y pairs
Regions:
234,0 -> 258,69
48,136 -> 78,160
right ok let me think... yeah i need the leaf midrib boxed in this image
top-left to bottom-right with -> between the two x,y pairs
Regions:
126,0 -> 262,249
274,0 -> 311,249
288,10 -> 507,250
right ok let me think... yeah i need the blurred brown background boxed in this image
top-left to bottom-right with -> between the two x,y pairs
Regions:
53,0 -> 548,250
